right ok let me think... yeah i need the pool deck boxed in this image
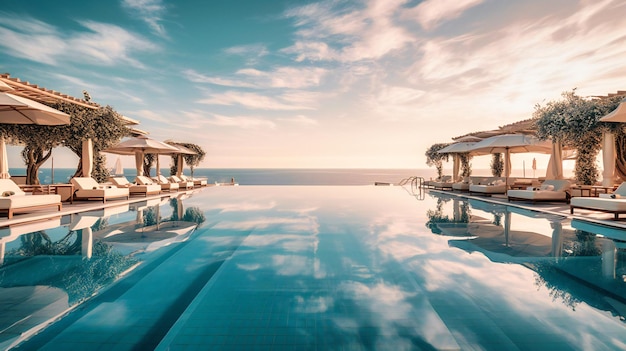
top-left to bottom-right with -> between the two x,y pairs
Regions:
0,187 -> 213,228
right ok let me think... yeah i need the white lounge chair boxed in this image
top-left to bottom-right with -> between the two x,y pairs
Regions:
570,182 -> 626,220
180,174 -> 207,187
507,179 -> 571,203
150,175 -> 179,192
0,179 -> 62,219
169,175 -> 194,190
71,177 -> 129,203
110,176 -> 161,196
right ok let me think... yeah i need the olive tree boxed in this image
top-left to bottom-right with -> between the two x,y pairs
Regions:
0,124 -> 67,184
50,103 -> 131,183
425,143 -> 450,180
490,153 -> 503,177
167,142 -> 206,178
534,91 -> 621,185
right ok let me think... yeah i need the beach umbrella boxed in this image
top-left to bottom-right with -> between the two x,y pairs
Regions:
114,156 -> 123,176
438,142 -> 477,182
81,138 -> 93,178
0,81 -> 13,92
0,92 -> 70,125
545,141 -> 564,180
532,157 -> 537,178
0,136 -> 9,179
437,142 -> 477,154
0,92 -> 70,179
103,135 -> 178,177
468,134 -> 552,180
599,98 -> 626,123
601,132 -> 616,186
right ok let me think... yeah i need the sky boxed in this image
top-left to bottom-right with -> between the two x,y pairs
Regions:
1,0 -> 625,170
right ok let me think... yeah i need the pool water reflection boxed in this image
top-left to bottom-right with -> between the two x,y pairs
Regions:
2,186 -> 626,350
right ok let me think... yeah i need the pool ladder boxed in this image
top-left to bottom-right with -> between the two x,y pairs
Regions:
399,176 -> 425,199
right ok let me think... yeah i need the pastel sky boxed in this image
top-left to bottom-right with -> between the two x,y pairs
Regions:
1,0 -> 625,170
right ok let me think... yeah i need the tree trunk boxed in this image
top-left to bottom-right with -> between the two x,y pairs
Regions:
24,146 -> 52,185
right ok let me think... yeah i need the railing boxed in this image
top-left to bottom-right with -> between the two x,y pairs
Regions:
398,176 -> 425,200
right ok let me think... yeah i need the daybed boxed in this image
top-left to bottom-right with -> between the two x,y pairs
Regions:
452,177 -> 472,192
0,179 -> 62,219
507,179 -> 571,203
469,178 -> 507,196
424,175 -> 451,189
110,176 -> 161,196
150,175 -> 179,192
71,177 -> 129,203
169,175 -> 194,190
570,182 -> 626,220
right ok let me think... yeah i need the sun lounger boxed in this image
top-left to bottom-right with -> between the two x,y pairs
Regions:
0,179 -> 62,219
180,174 -> 207,187
570,182 -> 626,219
169,175 -> 194,190
150,175 -> 179,192
507,179 -> 571,203
71,177 -> 129,203
110,176 -> 161,196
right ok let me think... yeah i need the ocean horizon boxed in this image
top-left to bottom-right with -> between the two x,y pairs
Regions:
9,167 -> 560,186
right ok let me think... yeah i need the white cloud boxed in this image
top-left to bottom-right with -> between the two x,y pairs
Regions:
282,0 -> 414,62
121,0 -> 168,37
407,0 -> 485,31
182,69 -> 257,88
279,115 -> 318,125
198,91 -> 315,111
183,66 -> 328,89
0,14 -> 157,67
224,43 -> 269,57
205,114 -> 276,129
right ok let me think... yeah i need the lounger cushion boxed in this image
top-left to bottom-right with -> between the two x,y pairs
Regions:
0,179 -> 61,212
507,179 -> 570,201
0,193 -> 62,210
136,176 -> 155,186
153,175 -> 180,190
469,184 -> 506,194
110,177 -> 132,187
71,177 -> 129,200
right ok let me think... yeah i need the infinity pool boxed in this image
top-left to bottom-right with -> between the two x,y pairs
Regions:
3,186 -> 626,350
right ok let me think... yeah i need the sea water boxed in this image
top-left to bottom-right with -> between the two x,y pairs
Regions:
11,168 -> 440,186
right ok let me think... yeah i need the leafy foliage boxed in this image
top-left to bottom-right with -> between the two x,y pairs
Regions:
166,141 -> 206,177
458,152 -> 472,177
0,103 -> 130,184
490,153 -> 503,177
534,91 -> 622,184
425,143 -> 450,179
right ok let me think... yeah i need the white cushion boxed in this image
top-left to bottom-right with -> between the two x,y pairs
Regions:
540,184 -> 555,191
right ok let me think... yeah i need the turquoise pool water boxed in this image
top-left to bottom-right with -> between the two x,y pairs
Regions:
3,186 -> 626,350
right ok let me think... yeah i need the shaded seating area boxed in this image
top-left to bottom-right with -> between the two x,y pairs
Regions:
151,175 -> 180,192
0,179 -> 62,219
110,176 -> 161,197
71,177 -> 129,203
507,179 -> 571,203
570,182 -> 626,220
